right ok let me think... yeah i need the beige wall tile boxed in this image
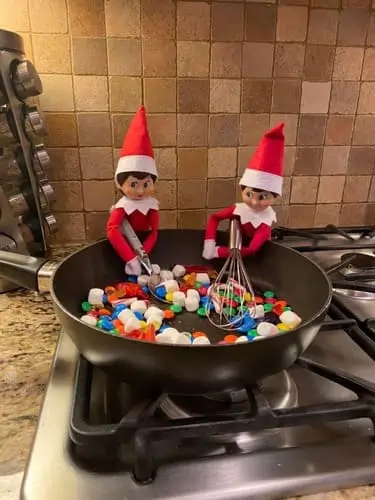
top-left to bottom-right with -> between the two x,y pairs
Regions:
144,78 -> 176,113
348,147 -> 375,175
147,114 -> 177,147
314,204 -> 340,227
210,80 -> 241,113
141,0 -> 175,39
109,77 -> 140,113
238,146 -> 256,176
273,205 -> 289,226
178,79 -> 209,113
177,179 -> 207,209
177,41 -> 208,77
207,178 -> 236,208
177,115 -> 208,147
52,181 -> 83,211
337,9 -> 369,46
154,148 -> 177,180
325,115 -> 354,145
272,79 -> 301,113
245,4 -> 277,42
86,212 -> 108,240
333,47 -> 364,80
112,114 -> 134,147
284,146 -> 296,176
343,175 -> 371,202
72,38 -> 107,75
317,176 -> 345,203
209,114 -> 239,147
143,40 -> 176,77
46,148 -> 80,180
291,176 -> 319,203
0,0 -> 29,31
294,147 -> 323,176
353,116 -> 375,145
242,79 -> 272,113
83,180 -> 115,211
80,148 -> 113,179
208,148 -> 237,178
304,45 -> 335,81
54,213 -> 86,241
211,42 -> 242,78
297,115 -> 326,146
368,12 -> 375,46
177,148 -> 208,179
270,114 -> 298,145
362,48 -> 375,80
239,114 -> 270,146
29,0 -> 67,33
177,1 -> 210,40
105,0 -> 140,37
368,176 -> 375,201
288,205 -> 316,228
276,6 -> 308,42
68,0 -> 105,36
78,113 -> 111,146
178,210 -> 206,229
242,43 -> 274,78
339,203 -> 365,226
301,82 -> 331,114
159,210 -> 177,229
366,204 -> 375,225
329,82 -> 359,114
74,76 -> 108,111
107,39 -> 141,76
274,43 -> 305,77
32,35 -> 70,73
308,9 -> 339,45
155,180 -> 177,209
358,83 -> 375,114
39,75 -> 74,112
211,2 -> 244,41
321,146 -> 349,175
44,113 -> 77,147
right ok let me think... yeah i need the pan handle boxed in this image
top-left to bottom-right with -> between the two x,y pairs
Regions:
0,250 -> 54,293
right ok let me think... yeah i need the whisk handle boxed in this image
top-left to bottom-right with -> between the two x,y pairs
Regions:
229,217 -> 242,250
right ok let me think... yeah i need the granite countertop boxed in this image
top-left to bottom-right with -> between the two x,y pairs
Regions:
1,244 -> 375,499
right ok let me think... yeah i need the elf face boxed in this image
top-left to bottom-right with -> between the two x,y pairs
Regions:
242,187 -> 275,212
121,175 -> 155,201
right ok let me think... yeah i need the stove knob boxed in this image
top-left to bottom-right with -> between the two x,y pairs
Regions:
11,60 -> 43,100
0,234 -> 17,251
33,144 -> 50,168
40,182 -> 55,203
23,105 -> 47,141
44,213 -> 57,234
8,192 -> 28,216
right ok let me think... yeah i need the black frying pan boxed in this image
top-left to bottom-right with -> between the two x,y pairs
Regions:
0,230 -> 332,394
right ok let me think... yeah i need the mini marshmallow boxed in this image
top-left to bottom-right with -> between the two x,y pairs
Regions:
174,333 -> 191,345
88,288 -> 104,306
279,311 -> 302,329
196,273 -> 210,286
149,275 -> 162,288
111,297 -> 137,307
186,288 -> 200,301
118,309 -> 135,324
80,315 -> 97,326
130,300 -> 148,314
137,275 -> 150,287
164,279 -> 179,293
185,296 -> 200,312
146,316 -> 162,331
254,304 -> 265,319
193,336 -> 211,345
172,264 -> 186,279
160,270 -> 174,281
172,291 -> 186,307
180,331 -> 192,340
124,317 -> 142,333
257,322 -> 279,337
144,306 -> 164,321
235,335 -> 249,343
162,327 -> 180,343
152,264 -> 161,275
156,333 -> 173,344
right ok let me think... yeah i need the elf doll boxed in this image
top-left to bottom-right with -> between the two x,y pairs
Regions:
107,105 -> 159,276
203,122 -> 285,260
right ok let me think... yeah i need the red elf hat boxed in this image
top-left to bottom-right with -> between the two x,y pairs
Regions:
239,122 -> 285,195
115,105 -> 158,186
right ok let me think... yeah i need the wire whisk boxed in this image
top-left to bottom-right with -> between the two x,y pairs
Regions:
205,217 -> 257,331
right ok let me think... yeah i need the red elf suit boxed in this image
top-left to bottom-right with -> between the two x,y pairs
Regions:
106,106 -> 159,276
203,123 -> 285,260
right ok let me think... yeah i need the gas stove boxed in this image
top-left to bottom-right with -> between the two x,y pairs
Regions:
21,226 -> 375,500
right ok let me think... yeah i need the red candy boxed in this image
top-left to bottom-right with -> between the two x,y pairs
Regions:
198,287 -> 207,296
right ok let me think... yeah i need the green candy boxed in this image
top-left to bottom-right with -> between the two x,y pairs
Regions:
283,306 -> 291,312
264,303 -> 273,313
170,304 -> 182,314
223,306 -> 236,317
97,319 -> 104,328
237,305 -> 248,313
194,282 -> 202,289
197,307 -> 207,317
248,329 -> 258,338
109,329 -> 118,335
81,301 -> 92,312
264,290 -> 275,298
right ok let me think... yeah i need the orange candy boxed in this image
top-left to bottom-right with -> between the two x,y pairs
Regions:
193,331 -> 207,338
104,286 -> 116,295
164,309 -> 175,320
254,296 -> 264,304
142,325 -> 156,342
224,334 -> 238,343
98,308 -> 111,316
272,300 -> 287,316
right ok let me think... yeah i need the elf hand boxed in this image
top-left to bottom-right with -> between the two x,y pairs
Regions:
202,239 -> 219,260
125,256 -> 142,276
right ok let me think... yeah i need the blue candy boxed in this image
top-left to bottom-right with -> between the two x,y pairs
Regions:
112,304 -> 128,319
102,293 -> 108,304
127,275 -> 137,283
155,285 -> 166,298
142,286 -> 149,294
101,318 -> 114,331
134,311 -> 144,321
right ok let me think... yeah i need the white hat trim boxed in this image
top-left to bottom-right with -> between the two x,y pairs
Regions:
239,169 -> 282,195
115,155 -> 158,184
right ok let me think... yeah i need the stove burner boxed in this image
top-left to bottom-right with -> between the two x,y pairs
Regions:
160,371 -> 298,418
334,252 -> 375,301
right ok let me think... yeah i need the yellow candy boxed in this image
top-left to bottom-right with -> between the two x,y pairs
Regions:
277,323 -> 290,332
165,292 -> 174,303
244,292 -> 252,302
183,274 -> 191,283
140,321 -> 147,329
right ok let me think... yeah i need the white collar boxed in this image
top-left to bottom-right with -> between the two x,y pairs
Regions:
233,203 -> 276,228
114,196 -> 159,215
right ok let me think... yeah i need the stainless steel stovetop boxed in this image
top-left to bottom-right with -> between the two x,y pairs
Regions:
21,227 -> 375,500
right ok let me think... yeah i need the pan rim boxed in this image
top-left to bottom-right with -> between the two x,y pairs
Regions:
49,237 -> 333,349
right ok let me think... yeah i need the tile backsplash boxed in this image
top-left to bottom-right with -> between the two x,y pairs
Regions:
2,0 -> 375,242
